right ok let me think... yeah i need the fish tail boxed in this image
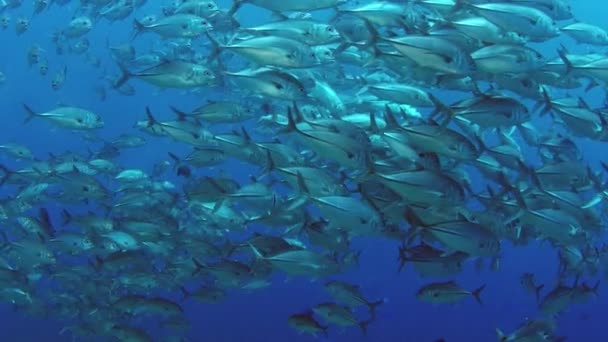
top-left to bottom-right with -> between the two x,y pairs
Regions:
227,0 -> 246,17
534,284 -> 544,303
585,78 -> 599,92
495,328 -> 507,342
359,319 -> 371,335
321,325 -> 329,338
205,32 -> 222,63
60,209 -> 72,226
538,86 -> 553,115
131,18 -> 145,40
367,298 -> 384,319
429,94 -> 454,129
0,164 -> 9,186
397,242 -> 409,273
191,258 -> 206,276
472,284 -> 486,306
556,45 -> 573,75
22,103 -> 37,124
113,63 -> 132,90
179,286 -> 191,301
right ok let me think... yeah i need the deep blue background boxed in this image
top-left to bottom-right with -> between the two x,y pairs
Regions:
0,1 -> 607,341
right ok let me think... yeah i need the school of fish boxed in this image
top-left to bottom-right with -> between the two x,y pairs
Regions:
0,0 -> 607,341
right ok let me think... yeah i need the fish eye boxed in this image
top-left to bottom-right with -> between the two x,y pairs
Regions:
207,3 -> 214,8
204,70 -> 212,77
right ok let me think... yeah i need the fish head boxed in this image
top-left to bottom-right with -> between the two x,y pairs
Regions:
312,46 -> 335,64
193,17 -> 213,32
82,237 -> 95,250
200,1 -> 220,16
39,63 -> 48,75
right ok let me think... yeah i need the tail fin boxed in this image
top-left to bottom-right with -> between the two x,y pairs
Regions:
112,63 -> 132,90
496,328 -> 507,342
472,284 -> 486,306
534,284 -> 544,303
227,0 -> 246,16
131,19 -> 145,40
359,319 -> 371,335
179,286 -> 191,301
191,258 -> 206,276
367,298 -> 384,319
0,164 -> 12,186
23,104 -> 37,124
557,46 -> 574,75
205,32 -> 223,63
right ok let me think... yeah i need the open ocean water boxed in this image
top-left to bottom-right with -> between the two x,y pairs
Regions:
0,0 -> 607,341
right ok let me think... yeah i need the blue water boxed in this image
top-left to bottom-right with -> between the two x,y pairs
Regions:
1,1 -> 607,341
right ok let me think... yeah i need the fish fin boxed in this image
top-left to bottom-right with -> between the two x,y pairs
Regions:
556,46 -> 573,75
39,207 -> 54,237
246,242 -> 266,260
295,171 -> 311,196
535,284 -> 544,303
131,19 -> 145,40
169,106 -> 189,121
367,298 -> 384,319
22,104 -> 37,124
259,150 -> 276,178
359,319 -> 371,335
0,164 -> 13,186
383,104 -> 400,129
227,0 -> 246,16
113,63 -> 132,90
179,286 -> 190,301
496,328 -> 507,342
585,78 -> 599,92
472,284 -> 486,306
322,325 -> 329,338
167,152 -> 181,166
60,209 -> 72,226
205,32 -> 223,63
368,111 -> 379,133
145,107 -> 158,128
191,258 -> 206,276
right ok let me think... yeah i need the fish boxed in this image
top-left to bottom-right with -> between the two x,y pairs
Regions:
416,281 -> 486,306
22,104 -> 104,130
